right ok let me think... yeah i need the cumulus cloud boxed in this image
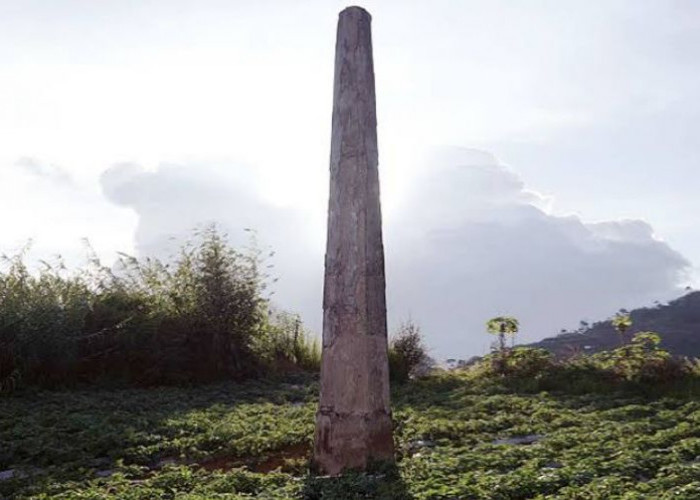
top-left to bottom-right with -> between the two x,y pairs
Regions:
100,160 -> 323,318
387,148 -> 690,355
99,149 -> 691,358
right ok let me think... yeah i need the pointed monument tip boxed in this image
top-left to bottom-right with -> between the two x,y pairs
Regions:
339,5 -> 372,20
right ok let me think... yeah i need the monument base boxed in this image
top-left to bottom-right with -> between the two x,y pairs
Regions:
313,408 -> 394,476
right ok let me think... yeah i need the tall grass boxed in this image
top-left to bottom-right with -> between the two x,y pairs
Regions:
0,227 -> 320,392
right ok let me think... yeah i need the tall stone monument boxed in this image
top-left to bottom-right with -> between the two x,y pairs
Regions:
313,6 -> 394,475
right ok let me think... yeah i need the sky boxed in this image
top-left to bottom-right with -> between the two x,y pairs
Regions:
1,0 -> 698,358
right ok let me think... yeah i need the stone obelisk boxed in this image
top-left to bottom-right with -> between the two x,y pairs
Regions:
313,6 -> 394,476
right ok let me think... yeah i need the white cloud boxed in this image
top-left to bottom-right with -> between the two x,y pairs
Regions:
100,160 -> 324,318
387,149 -> 689,356
0,158 -> 136,266
98,147 -> 690,359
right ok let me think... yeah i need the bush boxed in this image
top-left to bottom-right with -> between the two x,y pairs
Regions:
587,331 -> 691,384
0,251 -> 94,388
0,226 -> 318,390
466,331 -> 697,393
389,320 -> 431,383
504,347 -> 555,378
469,347 -> 554,380
255,308 -> 321,374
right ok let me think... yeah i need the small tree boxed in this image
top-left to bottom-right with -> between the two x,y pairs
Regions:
486,316 -> 519,374
612,314 -> 633,345
389,320 -> 429,382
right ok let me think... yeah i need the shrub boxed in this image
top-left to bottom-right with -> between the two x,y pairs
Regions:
469,347 -> 554,382
504,347 -> 555,378
589,331 -> 691,384
389,320 -> 431,382
486,316 -> 519,374
0,226 -> 317,391
255,308 -> 321,374
0,251 -> 93,388
466,331 -> 697,393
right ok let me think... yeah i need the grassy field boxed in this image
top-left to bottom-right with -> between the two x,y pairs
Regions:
2,374 -> 700,499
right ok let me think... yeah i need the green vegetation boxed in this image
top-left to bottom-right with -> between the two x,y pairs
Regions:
612,314 -> 633,345
389,320 -> 431,383
486,316 -> 520,374
2,305 -> 699,499
530,292 -> 700,358
3,366 -> 700,499
486,316 -> 520,349
3,235 -> 700,498
481,315 -> 699,389
0,227 -> 320,391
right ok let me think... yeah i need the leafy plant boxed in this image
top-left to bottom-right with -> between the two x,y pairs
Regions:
4,370 -> 700,499
486,316 -> 519,374
590,331 -> 691,384
612,313 -> 633,345
389,320 -> 430,383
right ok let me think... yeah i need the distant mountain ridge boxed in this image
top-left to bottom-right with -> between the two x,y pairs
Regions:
527,291 -> 700,358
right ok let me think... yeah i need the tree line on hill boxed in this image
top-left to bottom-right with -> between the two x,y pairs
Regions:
528,292 -> 700,358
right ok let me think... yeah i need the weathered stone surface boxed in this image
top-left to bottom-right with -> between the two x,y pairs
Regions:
313,6 -> 394,475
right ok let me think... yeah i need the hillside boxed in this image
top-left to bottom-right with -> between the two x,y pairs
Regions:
529,291 -> 700,357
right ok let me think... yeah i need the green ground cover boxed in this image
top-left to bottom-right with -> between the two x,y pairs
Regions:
2,374 -> 700,499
